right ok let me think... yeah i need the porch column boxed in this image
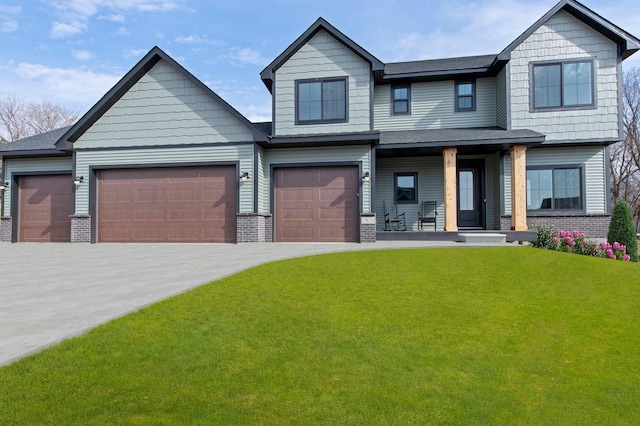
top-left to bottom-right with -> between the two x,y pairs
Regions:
510,144 -> 527,231
443,147 -> 458,232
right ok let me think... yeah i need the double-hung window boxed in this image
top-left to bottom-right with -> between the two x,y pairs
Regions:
394,173 -> 418,204
296,78 -> 347,124
526,166 -> 583,211
455,80 -> 476,112
532,60 -> 594,109
391,84 -> 410,115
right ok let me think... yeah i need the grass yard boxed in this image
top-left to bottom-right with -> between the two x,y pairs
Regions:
1,247 -> 639,425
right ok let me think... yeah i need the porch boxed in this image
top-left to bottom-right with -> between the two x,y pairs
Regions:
376,229 -> 537,243
371,128 -> 544,236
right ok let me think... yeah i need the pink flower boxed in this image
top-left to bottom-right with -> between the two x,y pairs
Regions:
613,242 -> 621,250
580,233 -> 586,239
621,245 -> 627,252
553,237 -> 559,243
607,248 -> 616,259
572,230 -> 580,237
624,254 -> 631,261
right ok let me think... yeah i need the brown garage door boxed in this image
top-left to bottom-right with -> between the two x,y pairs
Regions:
18,174 -> 73,242
275,166 -> 359,242
97,166 -> 236,243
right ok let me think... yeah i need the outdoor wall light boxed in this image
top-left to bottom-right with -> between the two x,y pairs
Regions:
239,171 -> 250,181
0,181 -> 8,191
73,176 -> 85,185
362,172 -> 370,182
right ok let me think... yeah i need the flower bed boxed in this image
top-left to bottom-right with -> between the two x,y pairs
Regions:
533,226 -> 631,261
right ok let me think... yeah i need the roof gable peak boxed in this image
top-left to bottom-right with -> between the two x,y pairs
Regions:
260,17 -> 383,90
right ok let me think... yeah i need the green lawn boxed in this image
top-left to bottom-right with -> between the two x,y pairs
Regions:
1,247 -> 639,425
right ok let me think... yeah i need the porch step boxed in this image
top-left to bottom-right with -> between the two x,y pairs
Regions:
458,233 -> 507,244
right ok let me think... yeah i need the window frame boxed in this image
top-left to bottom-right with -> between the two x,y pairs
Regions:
295,77 -> 348,125
526,165 -> 585,213
391,83 -> 411,115
454,79 -> 476,112
530,59 -> 596,112
394,172 -> 418,204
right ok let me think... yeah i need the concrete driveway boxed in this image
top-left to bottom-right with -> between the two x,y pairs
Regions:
0,240 -> 475,366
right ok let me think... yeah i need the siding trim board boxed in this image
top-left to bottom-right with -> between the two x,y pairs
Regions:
75,141 -> 256,152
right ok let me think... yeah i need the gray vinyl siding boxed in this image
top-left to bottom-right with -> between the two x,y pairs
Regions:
263,145 -> 371,212
75,59 -> 255,149
502,145 -> 607,215
375,156 -> 444,231
376,154 -> 499,231
496,67 -> 508,129
509,10 -> 619,141
373,77 -> 497,131
274,30 -> 371,136
2,156 -> 73,215
74,145 -> 254,214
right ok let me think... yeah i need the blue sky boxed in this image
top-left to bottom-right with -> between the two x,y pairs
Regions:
1,0 -> 639,122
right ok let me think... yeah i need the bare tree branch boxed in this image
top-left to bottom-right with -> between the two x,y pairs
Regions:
0,94 -> 78,143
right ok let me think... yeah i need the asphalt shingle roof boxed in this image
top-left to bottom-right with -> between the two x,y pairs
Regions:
385,54 -> 498,76
379,127 -> 545,146
0,126 -> 72,153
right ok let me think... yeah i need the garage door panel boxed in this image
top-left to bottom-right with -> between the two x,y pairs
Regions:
275,167 -> 359,243
19,175 -> 73,242
98,166 -> 236,243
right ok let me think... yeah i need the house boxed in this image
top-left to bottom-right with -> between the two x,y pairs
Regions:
1,0 -> 638,243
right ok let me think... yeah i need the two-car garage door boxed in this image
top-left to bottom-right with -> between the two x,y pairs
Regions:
97,166 -> 236,242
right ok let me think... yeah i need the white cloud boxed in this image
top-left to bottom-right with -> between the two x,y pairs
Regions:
175,35 -> 221,46
0,4 -> 21,33
123,48 -> 148,58
377,0 -> 551,62
73,50 -> 94,61
51,21 -> 85,38
224,47 -> 269,67
6,62 -> 121,110
115,26 -> 129,36
43,0 -> 188,38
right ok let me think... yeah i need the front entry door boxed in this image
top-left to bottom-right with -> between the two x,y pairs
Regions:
457,160 -> 485,229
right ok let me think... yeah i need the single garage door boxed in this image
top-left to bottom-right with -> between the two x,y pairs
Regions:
275,166 -> 359,242
97,166 -> 236,243
18,174 -> 73,242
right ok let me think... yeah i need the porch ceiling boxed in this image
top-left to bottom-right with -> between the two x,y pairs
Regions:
377,127 -> 545,156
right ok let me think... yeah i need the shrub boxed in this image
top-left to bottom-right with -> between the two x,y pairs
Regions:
607,201 -> 638,262
533,225 -> 630,262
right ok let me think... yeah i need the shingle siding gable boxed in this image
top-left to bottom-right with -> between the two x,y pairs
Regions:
274,30 -> 371,136
75,60 -> 255,148
509,10 -> 619,142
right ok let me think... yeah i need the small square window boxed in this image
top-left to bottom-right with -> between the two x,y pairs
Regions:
391,84 -> 411,115
455,80 -> 476,112
395,173 -> 418,204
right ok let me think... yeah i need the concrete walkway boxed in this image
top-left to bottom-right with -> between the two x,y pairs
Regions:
0,240 -> 501,366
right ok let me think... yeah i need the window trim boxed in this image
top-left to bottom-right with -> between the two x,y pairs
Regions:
526,164 -> 585,213
454,79 -> 476,112
391,83 -> 411,115
530,59 -> 596,112
394,172 -> 418,204
295,77 -> 348,125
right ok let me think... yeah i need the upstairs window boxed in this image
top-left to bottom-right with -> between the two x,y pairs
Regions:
455,80 -> 476,112
526,166 -> 583,211
296,78 -> 347,124
391,84 -> 411,115
532,60 -> 593,109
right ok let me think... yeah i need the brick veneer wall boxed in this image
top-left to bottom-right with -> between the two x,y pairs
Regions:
70,215 -> 91,243
360,213 -> 376,243
500,214 -> 611,239
237,214 -> 273,242
0,217 -> 12,242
